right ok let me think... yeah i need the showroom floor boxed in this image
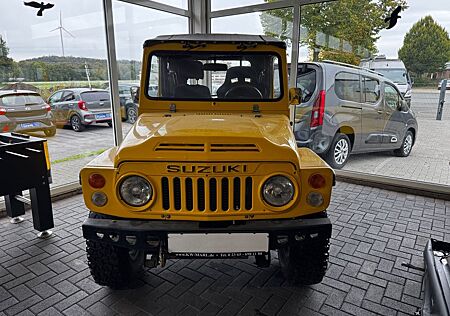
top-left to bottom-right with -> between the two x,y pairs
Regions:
1,182 -> 449,316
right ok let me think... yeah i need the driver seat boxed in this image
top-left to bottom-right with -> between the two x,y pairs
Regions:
216,66 -> 260,98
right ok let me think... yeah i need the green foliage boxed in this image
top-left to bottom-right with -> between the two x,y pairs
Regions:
319,50 -> 361,66
0,36 -> 14,82
262,0 -> 406,61
398,16 -> 450,76
16,56 -> 141,82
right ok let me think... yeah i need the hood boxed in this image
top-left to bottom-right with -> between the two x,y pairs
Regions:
114,113 -> 299,165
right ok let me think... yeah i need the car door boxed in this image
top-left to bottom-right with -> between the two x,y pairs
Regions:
360,76 -> 384,150
382,83 -> 407,149
59,90 -> 77,122
48,91 -> 64,122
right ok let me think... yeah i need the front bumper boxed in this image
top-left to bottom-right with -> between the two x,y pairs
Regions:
82,216 -> 332,252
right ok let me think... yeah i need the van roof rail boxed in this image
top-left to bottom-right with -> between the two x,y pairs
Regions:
321,60 -> 384,77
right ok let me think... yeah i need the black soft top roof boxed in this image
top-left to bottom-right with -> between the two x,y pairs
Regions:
144,34 -> 286,49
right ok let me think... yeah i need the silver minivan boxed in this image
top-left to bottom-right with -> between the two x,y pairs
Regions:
295,60 -> 418,169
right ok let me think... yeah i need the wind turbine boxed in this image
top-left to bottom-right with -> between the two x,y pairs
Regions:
50,11 -> 74,57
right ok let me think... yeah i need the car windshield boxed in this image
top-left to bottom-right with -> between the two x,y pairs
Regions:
376,69 -> 408,84
147,51 -> 282,101
1,94 -> 44,106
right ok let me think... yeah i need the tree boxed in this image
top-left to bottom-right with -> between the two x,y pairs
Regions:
0,36 -> 14,82
398,16 -> 450,76
262,0 -> 406,64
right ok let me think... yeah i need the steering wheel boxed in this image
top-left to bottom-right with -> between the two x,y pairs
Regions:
224,85 -> 263,99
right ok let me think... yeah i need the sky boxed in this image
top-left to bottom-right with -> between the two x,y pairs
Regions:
0,0 -> 449,61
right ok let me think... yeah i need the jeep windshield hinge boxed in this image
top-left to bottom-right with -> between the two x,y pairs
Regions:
169,103 -> 176,112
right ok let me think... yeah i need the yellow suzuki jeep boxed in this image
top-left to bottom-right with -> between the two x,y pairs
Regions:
80,34 -> 334,288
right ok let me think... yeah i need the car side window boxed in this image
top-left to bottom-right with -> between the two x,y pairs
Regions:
335,72 -> 360,102
61,91 -> 75,101
49,91 -> 63,103
384,84 -> 399,111
363,76 -> 380,104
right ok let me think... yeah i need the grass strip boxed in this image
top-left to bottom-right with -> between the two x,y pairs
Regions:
51,149 -> 106,164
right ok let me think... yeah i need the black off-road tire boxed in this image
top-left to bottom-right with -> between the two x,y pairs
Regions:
324,133 -> 351,169
278,233 -> 330,285
394,130 -> 414,157
85,212 -> 144,289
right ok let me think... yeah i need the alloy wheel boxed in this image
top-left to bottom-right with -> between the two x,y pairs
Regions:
334,139 -> 349,165
403,134 -> 413,155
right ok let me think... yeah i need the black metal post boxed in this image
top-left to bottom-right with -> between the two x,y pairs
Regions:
436,79 -> 446,120
5,191 -> 25,218
30,183 -> 54,232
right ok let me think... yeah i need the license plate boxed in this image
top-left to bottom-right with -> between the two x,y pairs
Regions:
95,113 -> 111,120
168,233 -> 269,258
20,122 -> 40,129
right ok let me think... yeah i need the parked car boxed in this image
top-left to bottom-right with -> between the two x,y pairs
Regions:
360,55 -> 413,105
48,88 -> 112,132
117,83 -> 139,123
295,60 -> 418,169
0,90 -> 56,136
437,79 -> 450,90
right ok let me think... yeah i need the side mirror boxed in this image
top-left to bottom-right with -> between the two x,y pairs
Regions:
398,100 -> 407,111
289,87 -> 302,105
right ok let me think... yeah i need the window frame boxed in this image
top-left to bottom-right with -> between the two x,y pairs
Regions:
362,76 -> 381,105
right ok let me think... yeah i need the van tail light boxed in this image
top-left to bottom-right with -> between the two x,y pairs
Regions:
310,90 -> 326,127
45,104 -> 51,112
78,100 -> 88,111
0,107 -> 6,115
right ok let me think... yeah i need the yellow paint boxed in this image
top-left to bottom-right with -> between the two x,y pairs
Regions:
80,38 -> 334,221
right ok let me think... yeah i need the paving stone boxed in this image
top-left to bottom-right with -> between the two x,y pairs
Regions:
2,181 -> 447,315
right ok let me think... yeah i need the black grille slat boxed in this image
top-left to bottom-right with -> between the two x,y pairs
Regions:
173,177 -> 181,210
245,177 -> 252,210
221,178 -> 229,211
209,178 -> 217,211
197,178 -> 205,211
162,177 -> 170,210
233,177 -> 241,210
185,178 -> 193,211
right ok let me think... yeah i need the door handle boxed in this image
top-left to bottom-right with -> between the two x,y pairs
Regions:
377,110 -> 383,114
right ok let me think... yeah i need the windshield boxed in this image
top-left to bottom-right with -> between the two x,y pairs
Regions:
81,91 -> 110,102
375,69 -> 408,84
146,51 -> 282,101
1,94 -> 44,107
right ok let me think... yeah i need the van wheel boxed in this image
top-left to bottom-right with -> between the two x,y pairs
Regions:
70,115 -> 85,132
127,106 -> 138,124
324,133 -> 351,169
394,130 -> 414,157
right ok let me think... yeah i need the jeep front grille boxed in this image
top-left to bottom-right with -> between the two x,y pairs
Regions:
161,176 -> 253,212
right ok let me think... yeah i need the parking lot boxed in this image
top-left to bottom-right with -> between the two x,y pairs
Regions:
40,89 -> 450,189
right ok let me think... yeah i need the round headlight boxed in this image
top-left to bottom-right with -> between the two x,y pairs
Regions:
262,175 -> 295,207
307,192 -> 324,207
119,176 -> 152,207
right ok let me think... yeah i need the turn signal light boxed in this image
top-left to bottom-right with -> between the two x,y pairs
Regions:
0,107 -> 6,115
308,174 -> 326,189
45,104 -> 51,112
89,174 -> 106,189
78,100 -> 88,110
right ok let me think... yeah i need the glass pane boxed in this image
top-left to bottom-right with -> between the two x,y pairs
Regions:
335,72 -> 360,102
293,0 -> 450,188
147,52 -> 282,101
0,0 -> 113,190
212,0 -> 266,11
211,8 -> 293,63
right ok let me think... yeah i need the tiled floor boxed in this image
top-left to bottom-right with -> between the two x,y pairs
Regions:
1,182 -> 449,315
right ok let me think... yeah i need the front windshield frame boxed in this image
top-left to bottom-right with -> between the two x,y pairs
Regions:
144,50 -> 284,102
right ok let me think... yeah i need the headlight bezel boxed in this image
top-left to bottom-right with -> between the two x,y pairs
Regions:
117,174 -> 154,208
260,174 -> 297,210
